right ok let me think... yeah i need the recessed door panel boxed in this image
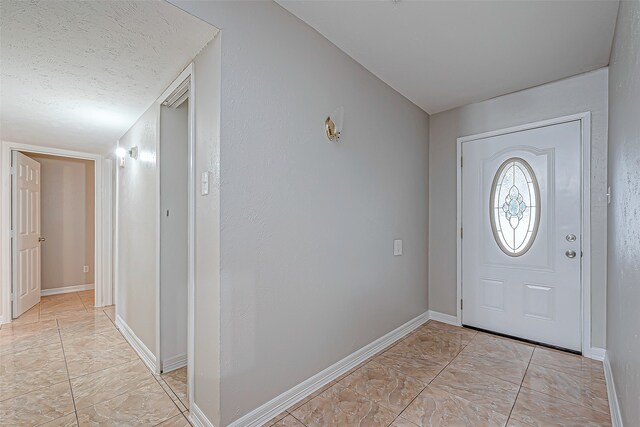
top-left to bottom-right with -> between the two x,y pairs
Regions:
523,284 -> 555,321
480,279 -> 505,312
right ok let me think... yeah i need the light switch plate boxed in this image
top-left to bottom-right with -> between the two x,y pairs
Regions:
393,239 -> 403,256
201,171 -> 210,196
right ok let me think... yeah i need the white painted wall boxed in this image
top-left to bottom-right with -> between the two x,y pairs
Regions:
116,104 -> 160,356
25,154 -> 95,290
606,1 -> 640,424
429,68 -> 609,349
159,102 -> 189,368
171,2 -> 430,425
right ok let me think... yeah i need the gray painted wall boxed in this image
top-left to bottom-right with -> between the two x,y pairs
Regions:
116,103 -> 160,355
607,1 -> 640,424
428,68 -> 609,349
171,2 -> 430,424
192,36 -> 222,424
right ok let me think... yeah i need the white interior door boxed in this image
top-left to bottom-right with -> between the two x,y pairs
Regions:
12,151 -> 42,318
461,120 -> 582,351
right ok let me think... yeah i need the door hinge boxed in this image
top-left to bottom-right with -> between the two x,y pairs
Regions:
10,166 -> 15,175
10,229 -> 15,239
460,227 -> 463,239
10,293 -> 14,301
460,299 -> 463,310
460,157 -> 463,167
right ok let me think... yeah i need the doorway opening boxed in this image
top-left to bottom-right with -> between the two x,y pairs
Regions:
0,141 -> 113,323
11,152 -> 96,323
155,66 -> 195,412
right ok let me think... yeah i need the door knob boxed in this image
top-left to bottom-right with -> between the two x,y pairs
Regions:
38,237 -> 46,242
565,250 -> 576,259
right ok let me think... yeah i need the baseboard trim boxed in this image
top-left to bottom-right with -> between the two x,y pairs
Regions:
603,352 -> 624,427
162,353 -> 187,373
585,346 -> 606,361
427,310 -> 460,326
189,402 -> 214,427
115,314 -> 158,374
226,310 -> 430,427
41,284 -> 94,296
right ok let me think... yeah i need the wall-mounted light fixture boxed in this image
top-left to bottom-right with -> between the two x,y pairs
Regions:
116,146 -> 139,168
325,107 -> 344,142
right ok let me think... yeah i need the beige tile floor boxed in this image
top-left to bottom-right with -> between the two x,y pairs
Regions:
265,321 -> 612,427
2,296 -> 610,427
0,290 -> 190,426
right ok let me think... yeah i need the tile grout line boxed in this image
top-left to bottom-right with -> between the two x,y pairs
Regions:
517,382 -> 612,416
443,336 -> 534,387
335,334 -> 430,425
385,324 -> 479,426
103,307 -> 117,327
517,346 -> 612,417
505,344 -> 535,425
285,324 -> 427,417
13,314 -> 606,426
56,324 -> 80,426
387,383 -> 428,426
288,322 -> 478,427
73,291 -> 88,313
527,356 -> 608,383
69,364 -> 180,426
395,327 -> 479,423
4,293 -> 155,426
287,411 -> 307,426
73,371 -> 172,423
159,374 -> 189,411
286,323 -> 437,418
78,291 -> 90,312
153,372 -> 191,423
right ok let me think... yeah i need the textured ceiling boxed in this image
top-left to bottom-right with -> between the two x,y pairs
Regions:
0,0 -> 218,154
278,0 -> 619,114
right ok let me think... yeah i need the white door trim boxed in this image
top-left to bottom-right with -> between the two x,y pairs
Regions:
0,141 -> 113,325
153,63 -> 196,402
456,112 -> 593,357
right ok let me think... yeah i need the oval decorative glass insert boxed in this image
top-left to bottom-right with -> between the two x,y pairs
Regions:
489,157 -> 540,256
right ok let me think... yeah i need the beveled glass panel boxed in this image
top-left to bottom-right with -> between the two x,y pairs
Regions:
490,157 -> 540,256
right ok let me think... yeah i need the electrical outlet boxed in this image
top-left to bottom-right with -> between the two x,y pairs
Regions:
83,266 -> 89,273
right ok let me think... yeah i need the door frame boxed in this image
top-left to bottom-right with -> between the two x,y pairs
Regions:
154,63 -> 196,404
456,112 -> 593,357
0,141 -> 113,324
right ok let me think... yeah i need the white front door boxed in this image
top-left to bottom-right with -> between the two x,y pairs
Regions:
12,151 -> 42,318
461,120 -> 582,351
